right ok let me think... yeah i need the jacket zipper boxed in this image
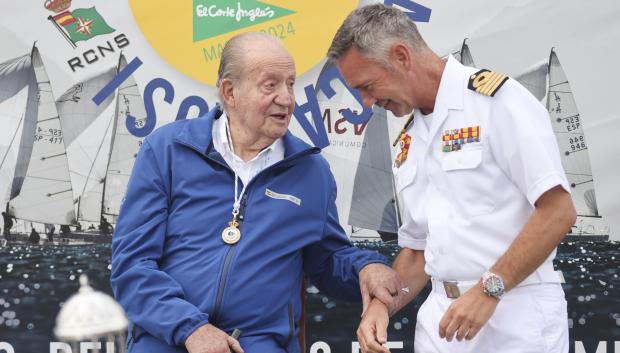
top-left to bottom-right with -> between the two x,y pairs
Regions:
210,192 -> 247,324
178,140 -> 318,326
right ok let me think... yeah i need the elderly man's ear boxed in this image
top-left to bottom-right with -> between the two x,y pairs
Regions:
220,79 -> 236,108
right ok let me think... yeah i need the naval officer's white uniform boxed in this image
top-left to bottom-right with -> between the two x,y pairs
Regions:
393,55 -> 570,353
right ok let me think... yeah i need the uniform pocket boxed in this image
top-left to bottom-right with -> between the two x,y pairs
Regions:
440,146 -> 482,171
440,146 -> 494,216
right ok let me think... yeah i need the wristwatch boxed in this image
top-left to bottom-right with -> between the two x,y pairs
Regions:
482,271 -> 505,299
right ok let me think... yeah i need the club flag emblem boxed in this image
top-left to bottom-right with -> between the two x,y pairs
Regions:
395,134 -> 412,168
442,126 -> 480,152
48,6 -> 115,46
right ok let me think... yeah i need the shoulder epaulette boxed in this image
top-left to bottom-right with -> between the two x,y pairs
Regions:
468,69 -> 509,97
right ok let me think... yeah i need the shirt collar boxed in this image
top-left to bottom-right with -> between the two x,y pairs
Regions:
213,112 -> 284,163
435,55 -> 466,112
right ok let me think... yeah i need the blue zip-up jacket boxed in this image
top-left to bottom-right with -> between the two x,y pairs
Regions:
111,107 -> 389,353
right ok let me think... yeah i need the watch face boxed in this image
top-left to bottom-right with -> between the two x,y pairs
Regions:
484,274 -> 505,297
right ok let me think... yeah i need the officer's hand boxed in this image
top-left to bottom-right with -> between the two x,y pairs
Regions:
359,263 -> 403,315
438,283 -> 498,342
185,324 -> 244,353
357,299 -> 390,353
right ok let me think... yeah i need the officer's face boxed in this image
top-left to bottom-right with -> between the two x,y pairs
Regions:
227,43 -> 296,143
337,47 -> 413,117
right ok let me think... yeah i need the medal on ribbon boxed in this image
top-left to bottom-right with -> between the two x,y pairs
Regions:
222,218 -> 241,244
394,134 -> 411,168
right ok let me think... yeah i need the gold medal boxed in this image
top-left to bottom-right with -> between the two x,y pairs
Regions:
221,219 -> 241,244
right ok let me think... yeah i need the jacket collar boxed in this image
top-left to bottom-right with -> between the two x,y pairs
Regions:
174,105 -> 319,158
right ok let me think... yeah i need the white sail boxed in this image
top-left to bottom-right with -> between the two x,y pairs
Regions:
74,111 -> 114,223
56,66 -> 118,223
515,59 -> 548,102
459,40 -> 475,67
0,52 -> 38,202
546,49 -> 599,218
57,66 -> 116,146
315,62 -> 367,235
0,53 -> 35,209
8,47 -> 76,225
348,106 -> 399,235
448,39 -> 476,67
102,55 -> 145,223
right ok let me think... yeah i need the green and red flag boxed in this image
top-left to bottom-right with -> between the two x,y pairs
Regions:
52,7 -> 115,43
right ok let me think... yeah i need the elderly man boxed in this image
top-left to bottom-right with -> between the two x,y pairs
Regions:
111,32 -> 402,353
328,4 -> 576,353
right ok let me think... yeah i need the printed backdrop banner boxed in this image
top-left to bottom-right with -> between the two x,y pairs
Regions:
0,1 -> 619,353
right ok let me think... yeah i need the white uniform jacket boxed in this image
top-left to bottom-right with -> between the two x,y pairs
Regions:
394,55 -> 570,283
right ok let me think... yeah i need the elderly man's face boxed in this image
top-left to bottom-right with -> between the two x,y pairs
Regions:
232,47 -> 296,142
337,47 -> 413,117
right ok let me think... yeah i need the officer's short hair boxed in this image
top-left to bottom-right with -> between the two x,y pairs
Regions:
327,4 -> 428,67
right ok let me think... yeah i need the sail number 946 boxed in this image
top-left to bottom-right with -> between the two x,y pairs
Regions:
568,135 -> 586,152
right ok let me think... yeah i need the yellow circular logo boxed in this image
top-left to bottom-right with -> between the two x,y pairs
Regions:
129,0 -> 357,86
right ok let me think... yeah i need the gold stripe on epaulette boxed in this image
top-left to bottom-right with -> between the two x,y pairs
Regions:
468,69 -> 509,97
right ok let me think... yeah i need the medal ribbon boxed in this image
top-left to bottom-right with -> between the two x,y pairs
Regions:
232,173 -> 248,220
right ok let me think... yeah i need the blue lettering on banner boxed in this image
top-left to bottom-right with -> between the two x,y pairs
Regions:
384,0 -> 432,22
136,78 -> 174,137
92,57 -> 375,147
294,65 -> 373,148
176,95 -> 210,121
293,84 -> 329,148
92,57 -> 211,137
92,57 -> 143,105
317,65 -> 372,125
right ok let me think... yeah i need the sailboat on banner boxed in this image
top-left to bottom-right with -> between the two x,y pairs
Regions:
546,49 -> 609,241
515,49 -> 610,241
449,38 -> 475,67
0,48 -> 38,239
57,54 -> 145,235
1,45 -> 77,241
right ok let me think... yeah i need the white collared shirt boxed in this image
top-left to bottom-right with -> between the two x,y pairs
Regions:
393,55 -> 569,283
212,113 -> 285,186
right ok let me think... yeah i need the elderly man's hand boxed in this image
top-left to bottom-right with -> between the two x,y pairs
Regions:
185,324 -> 243,353
359,263 -> 404,315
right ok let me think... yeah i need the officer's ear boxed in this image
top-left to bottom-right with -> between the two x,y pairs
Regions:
389,43 -> 412,71
220,78 -> 236,108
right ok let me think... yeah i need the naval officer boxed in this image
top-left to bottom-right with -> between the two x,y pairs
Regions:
328,4 -> 576,353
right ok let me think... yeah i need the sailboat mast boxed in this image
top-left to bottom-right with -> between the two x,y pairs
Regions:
99,54 -> 124,221
77,114 -> 114,220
